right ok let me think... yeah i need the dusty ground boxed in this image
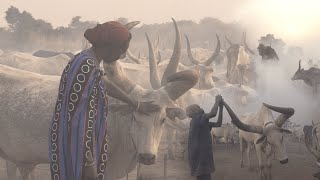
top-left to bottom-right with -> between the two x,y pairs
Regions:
0,141 -> 318,180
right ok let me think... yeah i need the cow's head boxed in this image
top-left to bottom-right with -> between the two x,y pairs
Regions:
224,102 -> 294,164
105,18 -> 198,165
225,32 -> 254,85
291,60 -> 306,81
185,34 -> 221,89
128,70 -> 198,165
257,43 -> 266,56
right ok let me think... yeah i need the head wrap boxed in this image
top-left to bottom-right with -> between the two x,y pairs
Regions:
84,21 -> 131,52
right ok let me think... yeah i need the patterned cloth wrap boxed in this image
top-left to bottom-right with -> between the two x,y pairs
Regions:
49,49 -> 109,180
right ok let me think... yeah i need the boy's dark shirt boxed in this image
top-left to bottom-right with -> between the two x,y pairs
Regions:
188,113 -> 215,176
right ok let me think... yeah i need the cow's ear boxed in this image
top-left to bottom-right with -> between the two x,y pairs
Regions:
166,107 -> 187,120
164,118 -> 187,131
256,135 -> 266,144
280,128 -> 292,134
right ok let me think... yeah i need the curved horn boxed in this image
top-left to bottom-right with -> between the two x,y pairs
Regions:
243,32 -> 255,55
126,50 -> 141,64
225,35 -> 233,46
146,33 -> 161,89
313,120 -> 315,126
204,34 -> 221,66
185,34 -> 200,65
124,21 -> 140,30
154,35 -> 160,50
164,70 -> 199,101
223,101 -> 263,134
161,18 -> 182,86
157,51 -> 162,65
262,103 -> 295,127
298,60 -> 301,71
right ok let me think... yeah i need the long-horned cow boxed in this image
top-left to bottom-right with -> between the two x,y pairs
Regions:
185,34 -> 221,89
211,123 -> 238,145
291,60 -> 320,95
0,21 -> 199,180
145,18 -> 189,160
0,61 -> 198,180
223,101 -> 294,180
225,32 -> 256,86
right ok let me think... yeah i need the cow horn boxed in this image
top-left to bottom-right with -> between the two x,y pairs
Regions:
154,35 -> 160,50
146,33 -> 161,89
204,34 -> 221,66
164,70 -> 199,101
126,50 -> 141,64
262,103 -> 295,127
223,101 -> 263,134
313,120 -> 315,126
157,51 -> 162,65
298,60 -> 301,71
161,18 -> 182,86
185,34 -> 200,65
242,32 -> 255,55
225,35 -> 233,46
125,21 -> 140,30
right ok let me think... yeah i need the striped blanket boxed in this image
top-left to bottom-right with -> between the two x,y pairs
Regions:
49,49 -> 109,180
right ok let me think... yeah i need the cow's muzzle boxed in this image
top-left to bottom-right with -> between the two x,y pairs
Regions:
280,158 -> 288,164
138,153 -> 156,165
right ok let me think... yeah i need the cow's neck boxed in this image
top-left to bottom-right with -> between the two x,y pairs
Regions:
106,62 -> 137,94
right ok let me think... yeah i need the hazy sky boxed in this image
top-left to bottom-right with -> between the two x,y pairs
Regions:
1,0 -> 320,55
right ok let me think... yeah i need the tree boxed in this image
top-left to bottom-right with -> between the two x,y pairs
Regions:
68,16 -> 96,30
115,17 -> 128,25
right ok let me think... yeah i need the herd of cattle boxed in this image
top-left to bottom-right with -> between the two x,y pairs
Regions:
0,19 -> 319,180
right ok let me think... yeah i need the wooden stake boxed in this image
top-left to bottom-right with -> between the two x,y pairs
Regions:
164,154 -> 168,180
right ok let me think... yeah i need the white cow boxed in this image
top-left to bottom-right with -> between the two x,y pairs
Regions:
184,34 -> 221,90
223,101 -> 294,180
211,123 -> 238,145
225,32 -> 256,87
0,51 -> 70,75
0,61 -> 198,180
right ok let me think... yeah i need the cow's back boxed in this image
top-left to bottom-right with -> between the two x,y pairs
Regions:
0,65 -> 59,163
238,113 -> 263,143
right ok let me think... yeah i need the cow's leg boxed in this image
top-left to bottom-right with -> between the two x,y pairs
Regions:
246,142 -> 252,170
298,137 -> 302,153
225,137 -> 229,151
266,155 -> 272,180
6,161 -> 17,180
168,142 -> 176,160
313,84 -> 317,96
17,163 -> 37,180
212,135 -> 216,144
239,138 -> 245,168
256,145 -> 264,180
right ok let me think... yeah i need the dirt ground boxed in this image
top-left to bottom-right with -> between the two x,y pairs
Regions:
0,141 -> 318,180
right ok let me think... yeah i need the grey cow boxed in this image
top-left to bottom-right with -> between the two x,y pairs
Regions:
291,60 -> 320,95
